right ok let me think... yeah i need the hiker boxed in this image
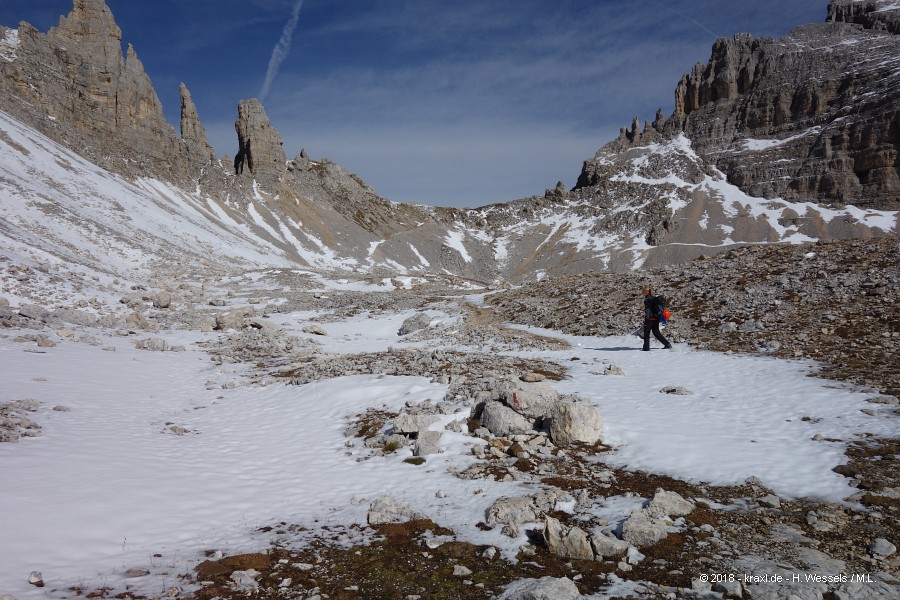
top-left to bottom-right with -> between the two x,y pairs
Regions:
641,288 -> 671,351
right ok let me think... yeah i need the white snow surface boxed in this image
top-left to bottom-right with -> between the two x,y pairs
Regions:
1,304 -> 897,599
443,229 -> 473,263
0,27 -> 19,61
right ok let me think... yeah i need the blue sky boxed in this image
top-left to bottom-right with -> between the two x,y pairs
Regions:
2,0 -> 830,208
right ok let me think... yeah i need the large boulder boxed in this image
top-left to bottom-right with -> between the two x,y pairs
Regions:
480,401 -> 536,437
413,431 -> 442,456
18,304 -> 50,322
214,307 -> 256,331
548,400 -> 602,447
392,414 -> 440,435
495,377 -> 559,420
51,308 -> 98,326
500,576 -> 581,600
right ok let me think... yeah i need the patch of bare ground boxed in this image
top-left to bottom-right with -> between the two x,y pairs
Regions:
186,520 -> 614,600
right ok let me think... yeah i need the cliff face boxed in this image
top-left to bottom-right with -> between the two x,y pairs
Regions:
579,0 -> 900,211
828,0 -> 900,33
0,0 -> 206,185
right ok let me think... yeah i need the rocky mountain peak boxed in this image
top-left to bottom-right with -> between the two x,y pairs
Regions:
0,0 -> 195,184
828,0 -> 900,33
581,3 -> 900,211
179,83 -> 216,164
234,98 -> 287,191
49,0 -> 122,69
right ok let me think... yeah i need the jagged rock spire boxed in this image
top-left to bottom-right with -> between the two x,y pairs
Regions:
50,0 -> 122,71
180,83 -> 215,162
234,98 -> 286,191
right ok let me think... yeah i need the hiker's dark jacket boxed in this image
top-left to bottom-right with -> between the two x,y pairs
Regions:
644,295 -> 663,320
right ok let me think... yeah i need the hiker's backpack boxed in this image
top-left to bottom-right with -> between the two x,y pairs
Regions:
656,296 -> 671,324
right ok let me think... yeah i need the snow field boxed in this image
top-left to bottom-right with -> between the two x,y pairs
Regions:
0,309 -> 897,599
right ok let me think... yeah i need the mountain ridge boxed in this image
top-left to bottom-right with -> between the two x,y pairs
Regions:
0,0 -> 897,285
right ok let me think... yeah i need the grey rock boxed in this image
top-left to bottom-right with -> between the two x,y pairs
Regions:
495,377 -> 559,420
758,494 -> 782,509
543,516 -> 594,560
215,308 -> 255,330
499,576 -> 581,600
486,488 -> 571,533
714,580 -> 743,599
869,537 -> 896,558
398,312 -> 431,336
646,488 -> 695,519
548,400 -> 603,447
51,308 -> 98,326
18,304 -> 50,322
248,318 -> 280,332
520,372 -> 546,382
392,414 -> 440,435
136,338 -> 183,352
152,293 -> 172,309
480,401 -> 536,437
0,430 -> 20,443
621,509 -> 669,547
230,569 -> 260,591
867,395 -> 900,405
27,571 -> 43,587
124,568 -> 150,578
367,497 -> 428,525
589,530 -> 630,559
413,430 -> 442,456
659,386 -> 693,395
833,580 -> 900,600
303,324 -> 328,336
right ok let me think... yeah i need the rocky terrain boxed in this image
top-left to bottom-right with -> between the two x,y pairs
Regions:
1,248 -> 899,599
488,236 -> 900,398
1,1 -> 899,599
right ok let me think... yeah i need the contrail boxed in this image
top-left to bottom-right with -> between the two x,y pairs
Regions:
259,0 -> 306,101
648,0 -> 719,40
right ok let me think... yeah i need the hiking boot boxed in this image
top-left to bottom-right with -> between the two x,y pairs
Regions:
663,344 -> 672,349
641,348 -> 650,351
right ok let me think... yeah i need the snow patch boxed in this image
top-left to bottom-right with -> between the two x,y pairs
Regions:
444,229 -> 473,263
0,27 -> 19,62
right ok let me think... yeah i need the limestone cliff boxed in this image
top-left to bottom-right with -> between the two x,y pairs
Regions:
234,98 -> 287,191
0,0 -> 209,185
578,0 -> 900,210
